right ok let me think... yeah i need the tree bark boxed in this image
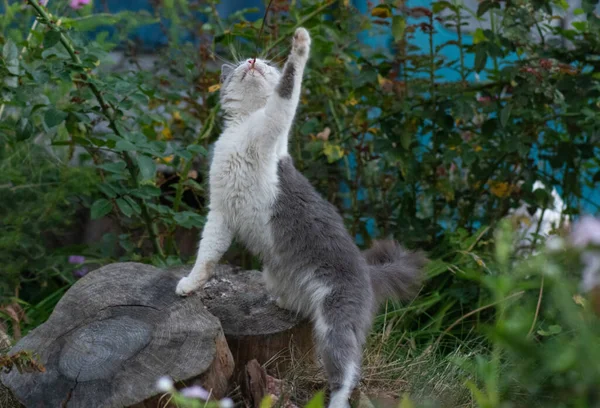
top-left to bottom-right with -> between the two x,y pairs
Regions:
1,263 -> 234,408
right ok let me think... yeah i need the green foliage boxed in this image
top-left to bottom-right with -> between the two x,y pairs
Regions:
1,0 -> 600,406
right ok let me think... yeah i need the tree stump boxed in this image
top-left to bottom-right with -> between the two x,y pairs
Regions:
170,266 -> 315,379
0,263 -> 234,408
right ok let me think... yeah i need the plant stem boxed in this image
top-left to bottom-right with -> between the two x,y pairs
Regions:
26,0 -> 165,259
455,5 -> 466,84
264,0 -> 335,55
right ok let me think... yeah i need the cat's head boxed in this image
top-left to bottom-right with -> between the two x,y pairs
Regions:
219,58 -> 281,116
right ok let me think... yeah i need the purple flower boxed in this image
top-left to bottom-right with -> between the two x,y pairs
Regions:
570,216 -> 600,292
69,255 -> 88,278
68,255 -> 85,264
69,0 -> 90,9
73,267 -> 89,278
570,216 -> 600,248
180,385 -> 210,400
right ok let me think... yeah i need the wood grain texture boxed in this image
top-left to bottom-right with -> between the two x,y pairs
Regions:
170,265 -> 315,377
1,262 -> 233,408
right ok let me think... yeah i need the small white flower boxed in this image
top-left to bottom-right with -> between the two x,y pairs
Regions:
220,397 -> 234,408
545,236 -> 565,252
181,385 -> 210,400
156,376 -> 174,393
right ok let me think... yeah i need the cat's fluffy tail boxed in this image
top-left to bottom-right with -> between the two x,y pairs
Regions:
363,240 -> 426,305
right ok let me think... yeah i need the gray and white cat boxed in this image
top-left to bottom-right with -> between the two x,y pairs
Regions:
176,28 -> 425,408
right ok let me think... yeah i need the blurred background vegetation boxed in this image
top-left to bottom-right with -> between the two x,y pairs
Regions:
1,0 -> 600,406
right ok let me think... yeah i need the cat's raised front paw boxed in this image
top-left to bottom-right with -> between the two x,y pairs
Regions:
175,276 -> 203,296
293,27 -> 311,56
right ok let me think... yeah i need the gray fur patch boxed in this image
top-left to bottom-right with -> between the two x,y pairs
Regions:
276,63 -> 296,99
295,47 -> 307,57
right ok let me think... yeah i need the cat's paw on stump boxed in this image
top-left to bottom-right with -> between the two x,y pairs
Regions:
176,276 -> 203,296
293,27 -> 311,55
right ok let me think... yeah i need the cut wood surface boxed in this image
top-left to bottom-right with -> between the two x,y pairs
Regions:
170,265 -> 315,377
1,262 -> 233,408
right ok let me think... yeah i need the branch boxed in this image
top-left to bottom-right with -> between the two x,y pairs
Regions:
263,0 -> 336,56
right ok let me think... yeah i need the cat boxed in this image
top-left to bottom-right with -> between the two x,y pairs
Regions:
175,27 -> 426,408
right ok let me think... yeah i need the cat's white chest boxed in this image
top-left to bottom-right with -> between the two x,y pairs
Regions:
208,127 -> 280,255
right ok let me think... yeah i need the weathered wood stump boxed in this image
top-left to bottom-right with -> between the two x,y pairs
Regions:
1,263 -> 314,407
170,265 -> 315,378
1,263 -> 234,408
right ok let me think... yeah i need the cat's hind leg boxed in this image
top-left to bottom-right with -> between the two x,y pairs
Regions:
314,309 -> 365,408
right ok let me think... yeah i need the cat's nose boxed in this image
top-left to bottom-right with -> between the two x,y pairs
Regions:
247,58 -> 256,68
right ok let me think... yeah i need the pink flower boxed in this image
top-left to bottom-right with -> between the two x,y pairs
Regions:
180,385 -> 210,400
570,216 -> 600,248
69,0 -> 90,10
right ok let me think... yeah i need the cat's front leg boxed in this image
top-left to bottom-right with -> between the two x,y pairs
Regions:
260,28 -> 311,151
274,27 -> 310,103
176,210 -> 233,296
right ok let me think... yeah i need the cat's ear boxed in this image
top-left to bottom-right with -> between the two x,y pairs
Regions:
220,64 -> 235,83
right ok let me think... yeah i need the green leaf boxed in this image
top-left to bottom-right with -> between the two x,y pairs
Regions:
472,28 -> 486,44
44,108 -> 68,128
98,161 -> 127,174
2,40 -> 18,62
399,394 -> 415,408
91,199 -> 112,219
477,0 -> 498,17
500,104 -> 512,127
538,324 -> 562,337
391,16 -> 406,42
16,118 -> 34,141
116,198 -> 134,218
432,1 -> 452,13
130,185 -> 162,199
259,395 -> 273,408
115,140 -> 136,152
4,76 -> 18,87
98,183 -> 118,198
187,144 -> 208,156
474,45 -> 488,73
5,59 -> 19,76
3,40 -> 19,76
173,211 -> 205,229
43,30 -> 61,49
304,391 -> 324,408
123,196 -> 142,215
401,131 -> 411,150
136,155 -> 156,181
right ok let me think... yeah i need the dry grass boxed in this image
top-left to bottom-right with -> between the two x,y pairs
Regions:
258,329 -> 477,408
